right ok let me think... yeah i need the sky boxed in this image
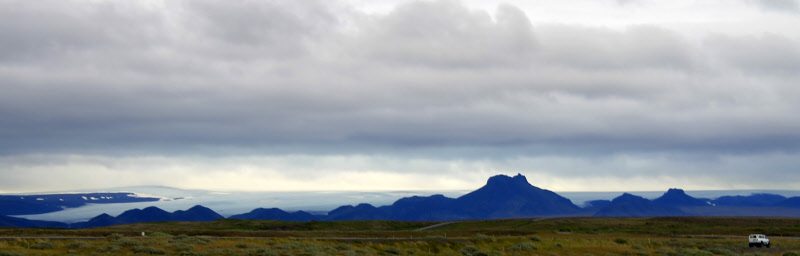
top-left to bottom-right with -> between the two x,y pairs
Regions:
1,0 -> 800,193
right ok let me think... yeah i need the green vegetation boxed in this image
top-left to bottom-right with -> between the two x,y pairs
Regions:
2,217 -> 800,255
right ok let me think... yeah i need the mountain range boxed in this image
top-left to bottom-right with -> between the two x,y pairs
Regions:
320,174 -> 581,221
594,193 -> 687,217
0,192 -> 160,215
3,174 -> 800,228
72,205 -> 224,228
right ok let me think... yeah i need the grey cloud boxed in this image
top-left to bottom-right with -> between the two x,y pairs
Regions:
535,25 -> 697,70
351,1 -> 536,67
0,1 -> 164,62
178,0 -> 338,59
706,34 -> 800,75
0,0 -> 799,159
750,0 -> 799,12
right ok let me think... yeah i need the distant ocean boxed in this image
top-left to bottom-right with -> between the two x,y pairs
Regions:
12,186 -> 800,223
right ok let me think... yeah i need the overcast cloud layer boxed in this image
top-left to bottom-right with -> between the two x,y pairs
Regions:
1,0 -> 800,192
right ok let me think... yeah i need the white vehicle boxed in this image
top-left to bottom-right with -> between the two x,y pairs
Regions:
748,234 -> 770,248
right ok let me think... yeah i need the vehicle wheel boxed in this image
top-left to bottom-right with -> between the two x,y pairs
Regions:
757,243 -> 762,248
766,243 -> 770,248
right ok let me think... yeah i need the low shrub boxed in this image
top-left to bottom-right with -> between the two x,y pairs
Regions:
382,247 -> 401,255
132,245 -> 166,255
474,233 -> 494,242
247,248 -> 277,256
672,248 -> 713,256
170,235 -> 211,245
708,247 -> 736,256
614,238 -> 628,245
66,241 -> 88,249
148,232 -> 173,237
334,244 -> 352,251
97,244 -> 121,253
460,246 -> 488,256
114,238 -> 142,247
509,242 -> 537,251
107,233 -> 125,241
172,243 -> 194,252
29,241 -> 54,250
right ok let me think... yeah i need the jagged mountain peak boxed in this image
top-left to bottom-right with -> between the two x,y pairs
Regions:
665,188 -> 687,194
455,173 -> 580,218
653,188 -> 708,207
485,173 -> 530,187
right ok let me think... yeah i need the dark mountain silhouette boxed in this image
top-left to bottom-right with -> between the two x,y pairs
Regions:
229,208 -> 320,221
0,215 -> 68,228
712,194 -> 787,207
652,188 -> 709,207
115,206 -> 173,223
79,213 -> 117,228
594,193 -> 686,217
8,174 -> 800,228
775,197 -> 800,208
73,205 -> 223,228
0,193 -> 159,215
327,204 -> 385,220
382,194 -> 463,220
325,195 -> 466,221
456,174 -> 581,218
326,174 -> 581,221
173,205 -> 226,221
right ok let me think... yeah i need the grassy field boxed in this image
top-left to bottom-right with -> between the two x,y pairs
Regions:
2,217 -> 800,255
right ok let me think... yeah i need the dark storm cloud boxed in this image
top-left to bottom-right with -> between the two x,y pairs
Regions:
1,0 -> 799,158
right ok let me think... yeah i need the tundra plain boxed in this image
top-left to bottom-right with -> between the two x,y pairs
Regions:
2,217 -> 800,255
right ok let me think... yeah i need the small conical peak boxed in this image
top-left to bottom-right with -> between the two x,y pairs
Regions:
91,213 -> 113,220
355,203 -> 376,209
614,193 -> 646,202
142,206 -> 164,211
187,205 -> 210,211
